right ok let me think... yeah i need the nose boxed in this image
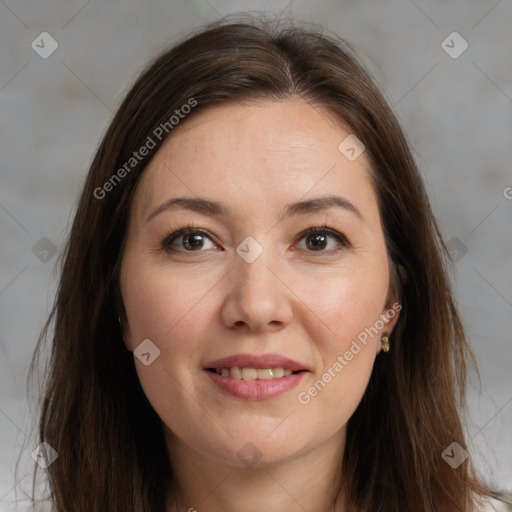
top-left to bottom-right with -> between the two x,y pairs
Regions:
220,245 -> 293,333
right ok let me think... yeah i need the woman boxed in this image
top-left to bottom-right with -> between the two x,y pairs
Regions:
29,14 -> 505,512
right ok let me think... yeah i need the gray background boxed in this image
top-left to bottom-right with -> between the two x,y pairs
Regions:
1,0 -> 511,510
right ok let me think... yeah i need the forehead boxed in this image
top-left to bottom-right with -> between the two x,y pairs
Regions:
131,99 -> 377,224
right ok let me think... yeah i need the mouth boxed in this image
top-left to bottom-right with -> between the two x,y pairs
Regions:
205,367 -> 306,380
203,352 -> 309,376
203,353 -> 309,400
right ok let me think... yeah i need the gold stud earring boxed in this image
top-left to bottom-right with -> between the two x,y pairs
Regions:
381,334 -> 390,353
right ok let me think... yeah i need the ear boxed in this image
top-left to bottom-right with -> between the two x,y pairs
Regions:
378,262 -> 406,350
381,299 -> 401,334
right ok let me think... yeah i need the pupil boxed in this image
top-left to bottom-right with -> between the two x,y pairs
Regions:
308,234 -> 326,250
184,234 -> 203,250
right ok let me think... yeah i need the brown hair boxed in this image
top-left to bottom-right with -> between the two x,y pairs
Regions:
27,13 -> 495,512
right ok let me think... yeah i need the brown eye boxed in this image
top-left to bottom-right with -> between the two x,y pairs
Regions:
182,233 -> 205,250
297,227 -> 349,253
162,228 -> 216,253
305,233 -> 329,250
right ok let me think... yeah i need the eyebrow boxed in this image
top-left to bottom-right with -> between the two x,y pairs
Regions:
145,195 -> 365,224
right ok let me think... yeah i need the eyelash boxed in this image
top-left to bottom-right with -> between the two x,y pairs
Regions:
160,222 -> 350,255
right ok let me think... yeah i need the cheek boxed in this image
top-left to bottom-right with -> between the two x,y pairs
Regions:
121,256 -> 219,350
120,253 -> 234,397
120,259 -> 217,425
291,266 -> 387,427
293,263 -> 388,351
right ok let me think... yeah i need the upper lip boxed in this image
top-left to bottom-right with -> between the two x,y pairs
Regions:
204,353 -> 309,372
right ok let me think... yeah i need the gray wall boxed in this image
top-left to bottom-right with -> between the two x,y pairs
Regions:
1,0 -> 511,509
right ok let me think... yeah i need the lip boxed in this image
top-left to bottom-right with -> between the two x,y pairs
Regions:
203,352 -> 309,401
203,353 -> 309,372
204,369 -> 307,400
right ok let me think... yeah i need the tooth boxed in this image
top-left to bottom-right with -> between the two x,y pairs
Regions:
230,367 -> 242,379
241,368 -> 258,380
257,368 -> 274,380
272,367 -> 285,378
215,366 -> 294,379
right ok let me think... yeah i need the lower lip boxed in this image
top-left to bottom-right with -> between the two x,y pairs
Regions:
204,370 -> 307,400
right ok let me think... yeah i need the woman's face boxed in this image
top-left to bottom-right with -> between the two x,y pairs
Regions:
119,98 -> 399,468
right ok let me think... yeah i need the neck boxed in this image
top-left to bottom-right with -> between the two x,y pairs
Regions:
164,427 -> 347,512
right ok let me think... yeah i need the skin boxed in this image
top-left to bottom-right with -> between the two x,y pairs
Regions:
119,98 -> 400,512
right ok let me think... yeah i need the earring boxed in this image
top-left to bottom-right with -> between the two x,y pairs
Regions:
381,334 -> 390,353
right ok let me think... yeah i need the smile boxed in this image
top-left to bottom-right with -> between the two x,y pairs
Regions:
211,367 -> 295,379
203,353 -> 309,400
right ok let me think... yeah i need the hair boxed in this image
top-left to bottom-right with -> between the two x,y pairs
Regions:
26,13 -> 498,512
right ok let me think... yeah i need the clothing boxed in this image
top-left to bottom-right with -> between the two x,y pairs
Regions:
479,497 -> 511,511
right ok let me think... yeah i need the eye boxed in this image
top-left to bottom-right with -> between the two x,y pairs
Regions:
161,225 -> 217,253
295,225 -> 349,253
161,223 -> 350,255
